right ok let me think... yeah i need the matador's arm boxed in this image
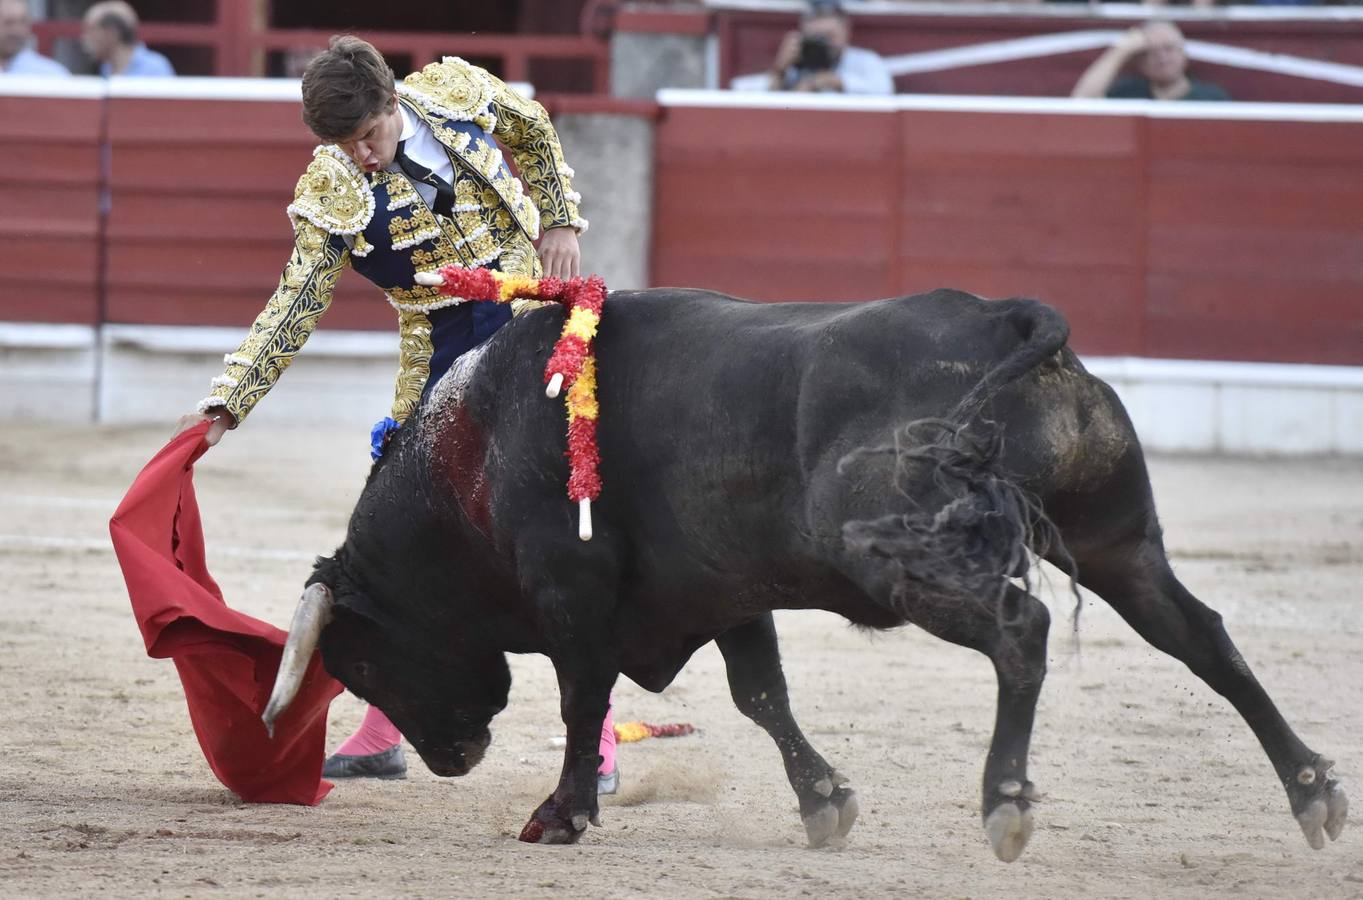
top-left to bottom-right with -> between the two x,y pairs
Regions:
198,150 -> 362,424
486,73 -> 587,237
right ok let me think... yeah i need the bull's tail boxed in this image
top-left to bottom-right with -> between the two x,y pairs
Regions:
838,299 -> 1075,620
947,298 -> 1071,426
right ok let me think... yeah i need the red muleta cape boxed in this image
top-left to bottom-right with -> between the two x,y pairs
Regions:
109,422 -> 342,804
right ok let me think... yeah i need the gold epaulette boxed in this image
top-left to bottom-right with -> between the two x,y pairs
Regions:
398,56 -> 497,132
286,145 -> 375,236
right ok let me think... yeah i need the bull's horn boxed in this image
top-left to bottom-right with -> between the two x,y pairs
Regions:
261,582 -> 334,738
413,271 -> 443,287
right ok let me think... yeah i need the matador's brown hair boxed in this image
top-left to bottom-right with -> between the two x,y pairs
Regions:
301,35 -> 396,142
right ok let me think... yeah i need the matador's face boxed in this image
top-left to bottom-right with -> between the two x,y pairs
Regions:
336,94 -> 403,174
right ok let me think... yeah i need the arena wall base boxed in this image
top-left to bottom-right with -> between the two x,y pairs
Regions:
1086,357 -> 1363,456
0,324 -> 96,423
4,323 -> 1363,454
94,325 -> 398,431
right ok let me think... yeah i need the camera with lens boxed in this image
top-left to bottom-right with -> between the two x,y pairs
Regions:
796,34 -> 836,72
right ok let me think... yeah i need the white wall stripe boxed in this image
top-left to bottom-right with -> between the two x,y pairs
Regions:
100,323 -> 397,358
0,74 -> 105,98
660,87 -> 1363,122
106,76 -> 302,101
1184,39 -> 1363,88
0,323 -> 96,349
5,322 -> 1363,389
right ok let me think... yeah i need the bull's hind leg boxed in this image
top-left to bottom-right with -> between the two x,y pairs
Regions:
932,584 -> 1051,863
1077,547 -> 1348,849
716,614 -> 859,847
972,585 -> 1051,862
841,557 -> 1052,862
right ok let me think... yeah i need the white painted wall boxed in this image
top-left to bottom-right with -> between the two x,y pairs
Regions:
4,322 -> 1362,455
1084,358 -> 1363,456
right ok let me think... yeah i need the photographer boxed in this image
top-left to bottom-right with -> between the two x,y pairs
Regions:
767,0 -> 893,96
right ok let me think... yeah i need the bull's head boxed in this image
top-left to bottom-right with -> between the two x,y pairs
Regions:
263,569 -> 510,777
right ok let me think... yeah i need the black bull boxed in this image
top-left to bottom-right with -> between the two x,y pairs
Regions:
263,287 -> 1347,860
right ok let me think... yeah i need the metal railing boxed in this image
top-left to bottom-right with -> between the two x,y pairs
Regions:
32,19 -> 608,88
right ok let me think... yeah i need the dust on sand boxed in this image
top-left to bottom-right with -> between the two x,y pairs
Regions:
1,425 -> 1359,899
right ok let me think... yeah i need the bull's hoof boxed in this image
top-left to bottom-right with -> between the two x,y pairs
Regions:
517,814 -> 586,845
802,775 -> 859,848
1290,758 -> 1347,850
984,802 -> 1034,863
517,796 -> 594,845
1296,780 -> 1348,850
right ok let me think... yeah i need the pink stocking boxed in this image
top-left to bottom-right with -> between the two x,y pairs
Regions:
333,704 -> 401,756
598,693 -> 617,775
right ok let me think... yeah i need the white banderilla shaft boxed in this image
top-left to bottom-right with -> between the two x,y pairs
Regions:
578,498 -> 593,541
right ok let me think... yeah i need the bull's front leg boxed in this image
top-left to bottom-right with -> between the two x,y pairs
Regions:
515,536 -> 622,845
716,614 -> 859,848
518,662 -> 617,844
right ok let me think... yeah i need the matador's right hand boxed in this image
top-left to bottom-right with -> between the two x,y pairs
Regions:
173,411 -> 235,447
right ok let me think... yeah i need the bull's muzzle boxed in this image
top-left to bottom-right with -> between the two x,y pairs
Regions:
420,730 -> 491,777
261,582 -> 334,738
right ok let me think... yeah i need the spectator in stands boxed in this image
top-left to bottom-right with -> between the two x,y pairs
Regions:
1072,21 -> 1229,101
766,0 -> 893,96
81,1 -> 174,77
0,0 -> 68,75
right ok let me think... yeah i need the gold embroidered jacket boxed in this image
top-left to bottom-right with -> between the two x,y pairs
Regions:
198,57 -> 586,425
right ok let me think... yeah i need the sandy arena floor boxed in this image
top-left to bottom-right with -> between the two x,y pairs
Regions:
0,424 -> 1359,899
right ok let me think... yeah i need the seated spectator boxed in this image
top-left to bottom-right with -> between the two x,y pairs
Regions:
1072,21 -> 1229,101
0,0 -> 68,76
765,0 -> 893,96
82,1 -> 174,77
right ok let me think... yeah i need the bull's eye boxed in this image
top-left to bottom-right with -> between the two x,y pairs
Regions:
351,660 -> 374,682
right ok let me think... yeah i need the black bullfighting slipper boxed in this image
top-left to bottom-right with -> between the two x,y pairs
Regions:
322,744 -> 408,780
598,765 -> 619,796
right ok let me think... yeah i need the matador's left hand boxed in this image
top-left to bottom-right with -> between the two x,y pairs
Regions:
537,226 -> 581,280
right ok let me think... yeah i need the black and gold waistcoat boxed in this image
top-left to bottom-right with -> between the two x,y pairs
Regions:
198,57 -> 586,425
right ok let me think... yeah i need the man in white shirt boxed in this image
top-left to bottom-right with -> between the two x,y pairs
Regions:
0,0 -> 68,76
766,0 -> 893,96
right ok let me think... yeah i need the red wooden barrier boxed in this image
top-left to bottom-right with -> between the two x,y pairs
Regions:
895,109 -> 1148,358
0,88 -> 103,324
3,88 -> 1360,368
651,105 -> 899,302
103,93 -> 387,331
1143,117 -> 1363,365
653,96 -> 1363,366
